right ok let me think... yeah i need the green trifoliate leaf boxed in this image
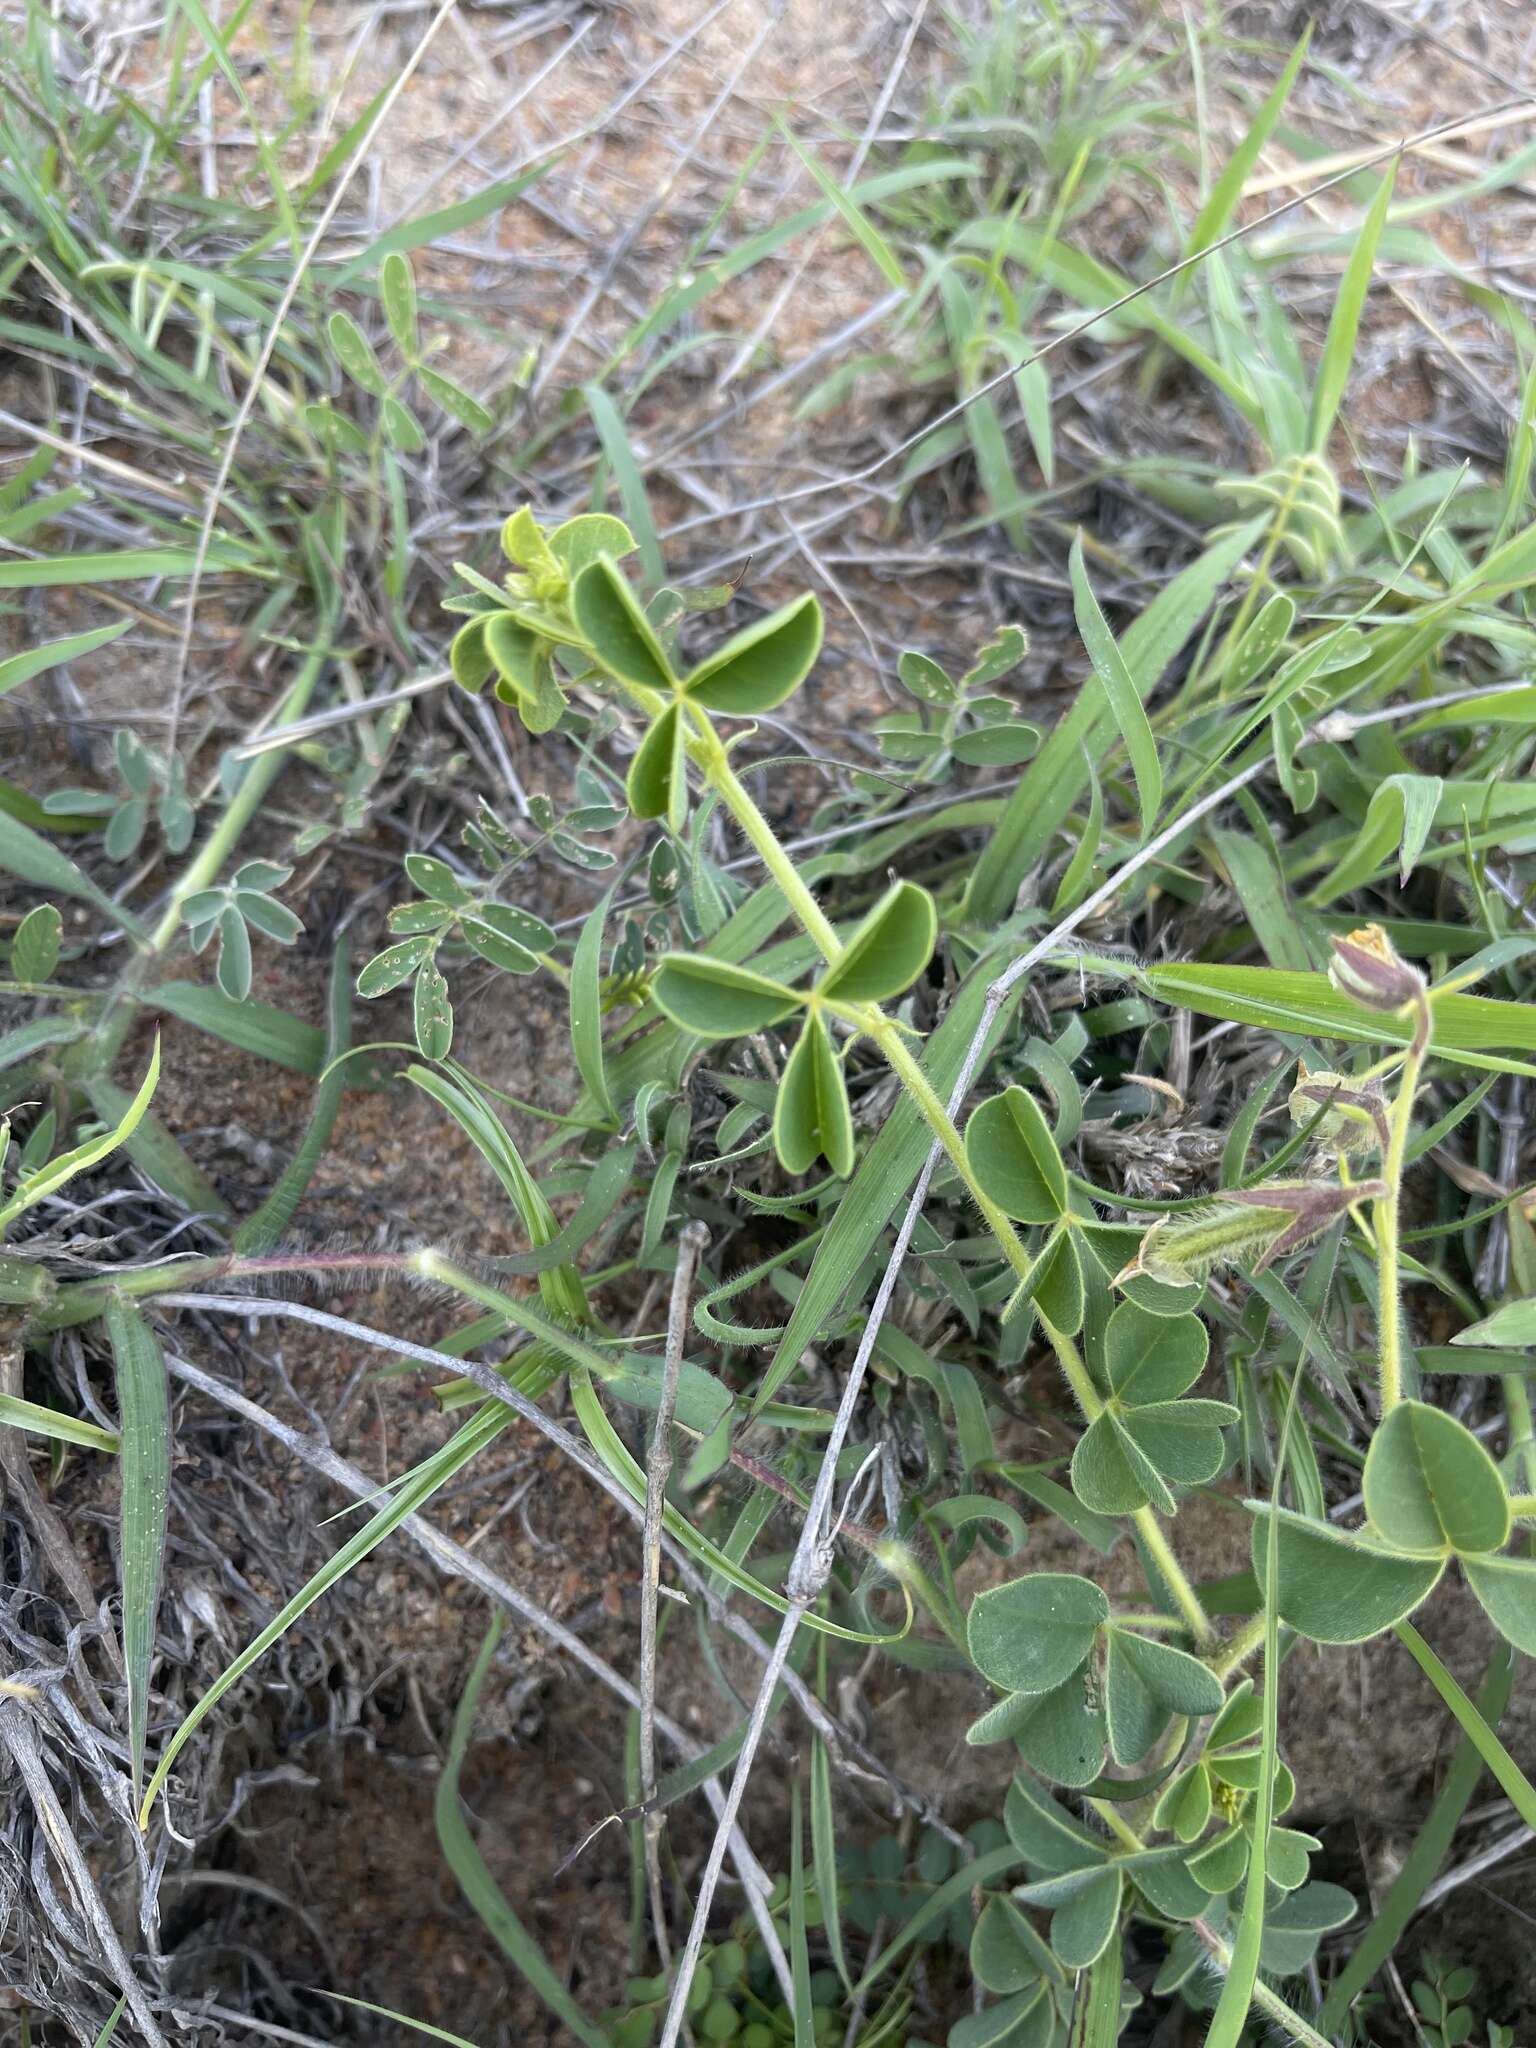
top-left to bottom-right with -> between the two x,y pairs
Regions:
1071,1411 -> 1176,1517
547,513 -> 636,579
412,960 -> 453,1060
627,701 -> 687,829
1462,1553 -> 1536,1655
971,1897 -> 1056,1997
1047,1865 -> 1122,1970
1103,1302 -> 1208,1404
1152,1763 -> 1212,1843
449,616 -> 495,692
571,556 -> 675,693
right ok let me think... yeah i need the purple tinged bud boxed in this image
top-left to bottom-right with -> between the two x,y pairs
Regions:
1328,925 -> 1426,1014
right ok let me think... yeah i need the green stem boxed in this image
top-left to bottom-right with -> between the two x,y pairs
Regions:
1504,1378 -> 1536,1499
1212,1611 -> 1267,1681
1374,998 -> 1430,1414
1193,1921 -> 1335,2048
695,708 -> 1216,1648
1134,1508 -> 1213,1644
699,735 -> 844,961
1508,1491 -> 1536,1520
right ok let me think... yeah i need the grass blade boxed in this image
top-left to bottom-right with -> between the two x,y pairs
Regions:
778,120 -> 908,289
0,1037 -> 160,1230
436,1615 -> 611,2048
789,1779 -> 815,2048
811,1723 -> 852,1997
148,981 -> 326,1074
1394,1621 -> 1536,1830
141,1396 -> 521,1825
0,1393 -> 119,1454
0,621 -> 131,697
1070,535 -> 1161,841
1144,962 -> 1536,1075
965,521 -> 1258,924
105,1299 -> 170,1804
233,940 -> 352,1254
583,385 -> 665,589
570,890 -> 617,1125
755,957 -> 1025,1410
1307,163 -> 1397,454
1182,29 -> 1311,270
0,809 -> 150,937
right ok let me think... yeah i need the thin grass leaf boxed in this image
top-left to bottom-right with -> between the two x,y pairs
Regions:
327,1997 -> 482,2048
618,159 -> 976,357
1394,1621 -> 1536,1830
1144,962 -> 1536,1076
790,1779 -> 816,2048
0,809 -> 150,936
147,981 -> 325,1073
811,1725 -> 852,1998
91,1996 -> 128,2047
0,620 -> 131,697
0,1037 -> 160,1230
966,521 -> 1259,922
437,1615 -> 610,2048
332,164 -> 550,279
105,1299 -> 170,1804
755,959 -> 1027,1410
0,545 -> 256,588
1203,1371 -> 1290,2047
1070,535 -> 1160,840
85,1072 -> 231,1220
234,941 -> 352,1254
570,890 -> 617,1125
1182,28 -> 1311,270
779,120 -> 907,289
0,1393 -> 119,1454
1307,162 -> 1397,454
141,1393 -> 521,1825
583,384 -> 664,590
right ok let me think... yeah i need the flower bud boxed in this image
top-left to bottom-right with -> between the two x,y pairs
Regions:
1288,1062 -> 1390,1155
1327,925 -> 1426,1014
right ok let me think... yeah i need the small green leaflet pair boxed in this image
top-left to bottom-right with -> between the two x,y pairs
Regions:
650,880 -> 936,1177
447,509 -> 826,835
1254,1399 -> 1536,1651
878,624 -> 1041,778
571,553 -> 823,833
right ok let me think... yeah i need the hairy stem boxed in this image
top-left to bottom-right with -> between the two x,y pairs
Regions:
699,716 -> 1214,1646
1374,998 -> 1430,1414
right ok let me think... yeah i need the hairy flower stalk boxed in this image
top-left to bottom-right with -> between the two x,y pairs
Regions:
1328,926 -> 1434,1413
